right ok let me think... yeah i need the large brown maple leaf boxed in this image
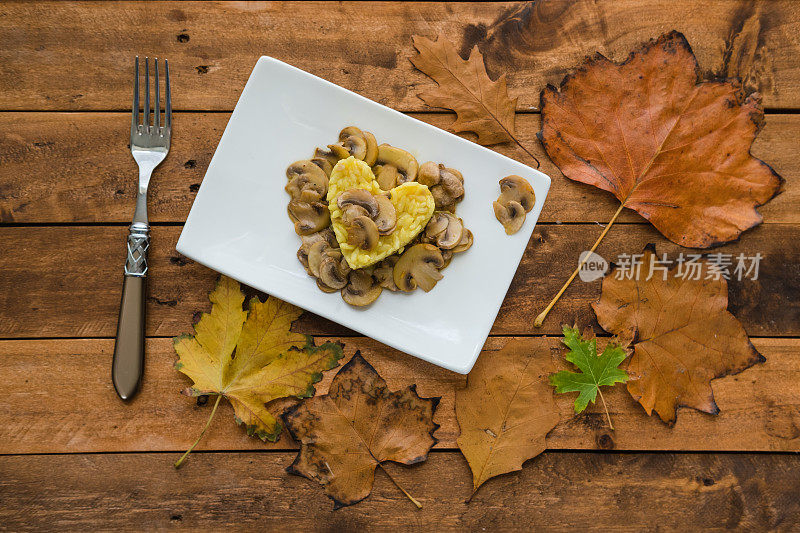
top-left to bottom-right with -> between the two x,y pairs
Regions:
535,31 -> 783,328
283,353 -> 439,509
540,31 -> 782,247
592,244 -> 764,424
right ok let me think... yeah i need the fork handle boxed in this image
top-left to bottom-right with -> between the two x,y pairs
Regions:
112,222 -> 150,400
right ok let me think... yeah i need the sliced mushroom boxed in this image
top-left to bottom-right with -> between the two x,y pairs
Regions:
374,144 -> 418,189
436,213 -> 463,249
341,269 -> 382,306
418,162 -> 464,210
286,160 -> 329,202
423,212 -> 463,250
374,164 -> 399,191
300,227 -> 337,248
493,175 -> 535,235
337,189 -> 379,218
341,204 -> 369,226
306,240 -> 329,277
328,127 -> 378,165
312,148 -> 339,177
316,278 -> 340,293
373,256 -> 400,291
288,200 -> 330,236
440,249 -> 454,269
498,175 -> 535,212
452,228 -> 473,253
393,244 -> 445,292
373,194 -> 397,235
318,253 -> 350,290
346,216 -> 379,250
493,200 -> 526,235
424,212 -> 450,240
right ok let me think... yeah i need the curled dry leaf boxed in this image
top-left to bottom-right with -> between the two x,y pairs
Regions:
456,339 -> 560,499
539,31 -> 782,247
173,276 -> 343,466
283,353 -> 440,509
411,34 -> 538,165
593,244 -> 765,424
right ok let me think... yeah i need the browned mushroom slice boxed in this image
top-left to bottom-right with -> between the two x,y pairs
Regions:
418,162 -> 464,210
318,253 -> 350,290
452,228 -> 473,253
285,160 -> 329,202
374,164 -> 399,191
423,212 -> 450,240
373,194 -> 397,235
300,227 -> 337,248
440,249 -> 454,269
316,278 -> 340,293
498,175 -> 535,212
393,244 -> 445,292
312,147 -> 340,176
346,216 -> 379,250
306,240 -> 329,278
337,189 -> 379,218
435,213 -> 463,250
341,204 -> 369,226
373,256 -> 400,291
374,144 -> 418,189
341,269 -> 383,306
288,200 -> 330,235
340,127 -> 379,166
493,200 -> 526,235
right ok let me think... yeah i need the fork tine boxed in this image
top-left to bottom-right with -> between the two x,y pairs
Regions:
164,59 -> 171,131
154,58 -> 160,131
143,57 -> 150,130
132,56 -> 139,132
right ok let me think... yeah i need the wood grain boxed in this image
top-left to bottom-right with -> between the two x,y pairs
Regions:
1,336 -> 797,454
0,112 -> 795,225
1,451 -> 798,530
1,1 -> 799,111
0,223 -> 796,339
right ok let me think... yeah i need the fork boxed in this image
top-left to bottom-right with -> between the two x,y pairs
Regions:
112,56 -> 171,400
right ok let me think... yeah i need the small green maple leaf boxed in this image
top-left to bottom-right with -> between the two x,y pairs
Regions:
550,325 -> 628,429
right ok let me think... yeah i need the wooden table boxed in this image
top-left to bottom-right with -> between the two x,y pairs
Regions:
2,1 -> 799,530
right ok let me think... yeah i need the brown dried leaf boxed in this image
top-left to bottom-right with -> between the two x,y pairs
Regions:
282,353 -> 440,509
456,339 -> 560,498
592,244 -> 765,424
411,33 -> 517,145
539,31 -> 782,248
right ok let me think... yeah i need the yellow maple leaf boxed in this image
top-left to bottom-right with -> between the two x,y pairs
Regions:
173,276 -> 343,467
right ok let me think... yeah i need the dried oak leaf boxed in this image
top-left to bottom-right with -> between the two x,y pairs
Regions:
283,353 -> 440,509
456,339 -> 560,498
539,31 -> 782,247
174,276 -> 343,440
592,244 -> 764,424
411,33 -> 517,145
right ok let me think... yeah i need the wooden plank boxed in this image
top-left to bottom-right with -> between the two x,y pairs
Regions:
1,1 -> 800,111
1,337 -> 798,454
0,112 -> 796,225
1,451 -> 798,530
0,223 -> 796,339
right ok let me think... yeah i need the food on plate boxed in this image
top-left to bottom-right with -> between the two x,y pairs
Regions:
286,126 -> 473,306
492,175 -> 535,235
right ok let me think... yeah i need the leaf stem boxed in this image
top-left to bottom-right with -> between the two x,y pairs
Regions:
597,388 -> 614,431
174,394 -> 222,469
534,203 -> 626,328
510,135 -> 540,169
378,463 -> 422,509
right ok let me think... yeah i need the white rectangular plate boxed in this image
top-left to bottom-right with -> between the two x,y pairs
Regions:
177,57 -> 550,374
